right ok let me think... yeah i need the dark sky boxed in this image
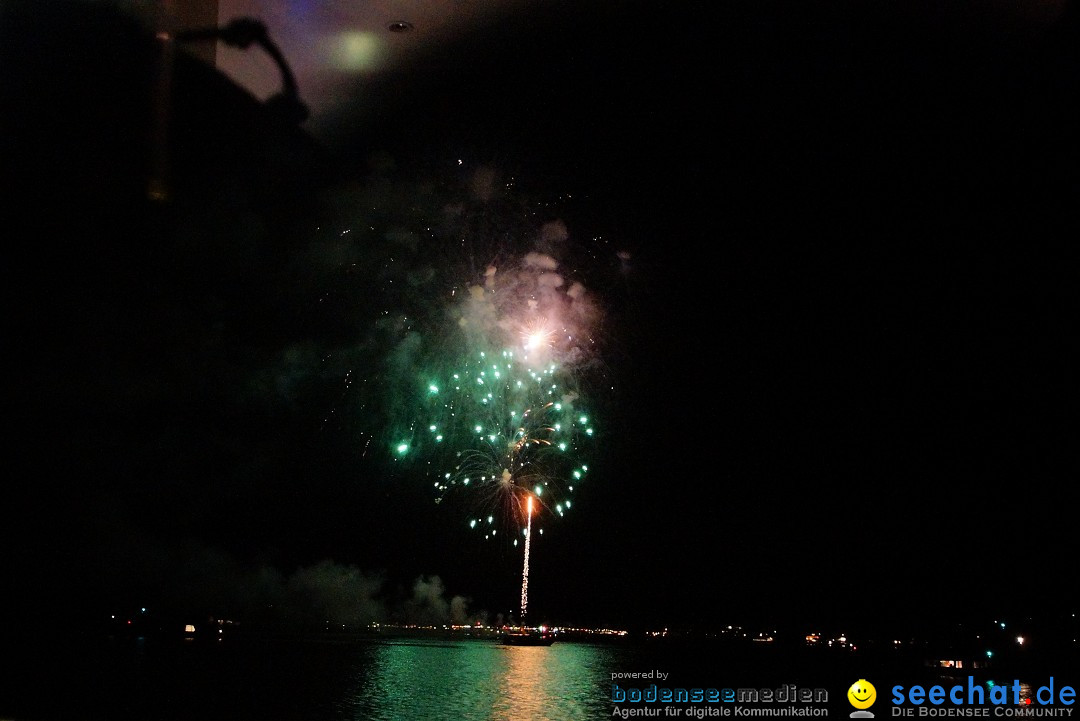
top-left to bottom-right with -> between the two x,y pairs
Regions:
3,0 -> 1077,638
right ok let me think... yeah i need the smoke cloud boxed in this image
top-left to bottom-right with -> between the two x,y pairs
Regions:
129,542 -> 480,631
397,575 -> 472,626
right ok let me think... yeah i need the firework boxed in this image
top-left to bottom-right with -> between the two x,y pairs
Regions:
389,252 -> 597,545
316,164 -> 607,618
423,348 -> 591,534
521,494 -> 533,618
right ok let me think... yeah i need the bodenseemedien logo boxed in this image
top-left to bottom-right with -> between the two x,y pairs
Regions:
610,677 -> 829,717
849,679 -> 877,718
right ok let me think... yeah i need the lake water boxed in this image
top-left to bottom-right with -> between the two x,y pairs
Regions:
6,634 -> 628,720
1,633 -> 1063,720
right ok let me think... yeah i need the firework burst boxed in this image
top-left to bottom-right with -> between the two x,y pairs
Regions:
428,354 -> 592,538
379,237 -> 600,546
309,161 -> 610,616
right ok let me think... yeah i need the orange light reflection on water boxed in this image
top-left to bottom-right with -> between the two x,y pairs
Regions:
490,645 -> 555,720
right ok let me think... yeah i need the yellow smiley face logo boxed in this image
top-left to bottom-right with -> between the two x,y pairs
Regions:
848,679 -> 876,709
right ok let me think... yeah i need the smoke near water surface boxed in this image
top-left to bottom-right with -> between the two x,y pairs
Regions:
115,540 -> 479,630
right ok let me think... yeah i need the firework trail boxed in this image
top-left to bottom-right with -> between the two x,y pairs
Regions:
521,494 -> 532,619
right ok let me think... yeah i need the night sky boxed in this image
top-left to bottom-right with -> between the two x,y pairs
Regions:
3,0 -> 1077,640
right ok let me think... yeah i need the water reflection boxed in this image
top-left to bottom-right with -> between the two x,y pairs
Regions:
491,646 -> 554,720
343,639 -> 616,720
